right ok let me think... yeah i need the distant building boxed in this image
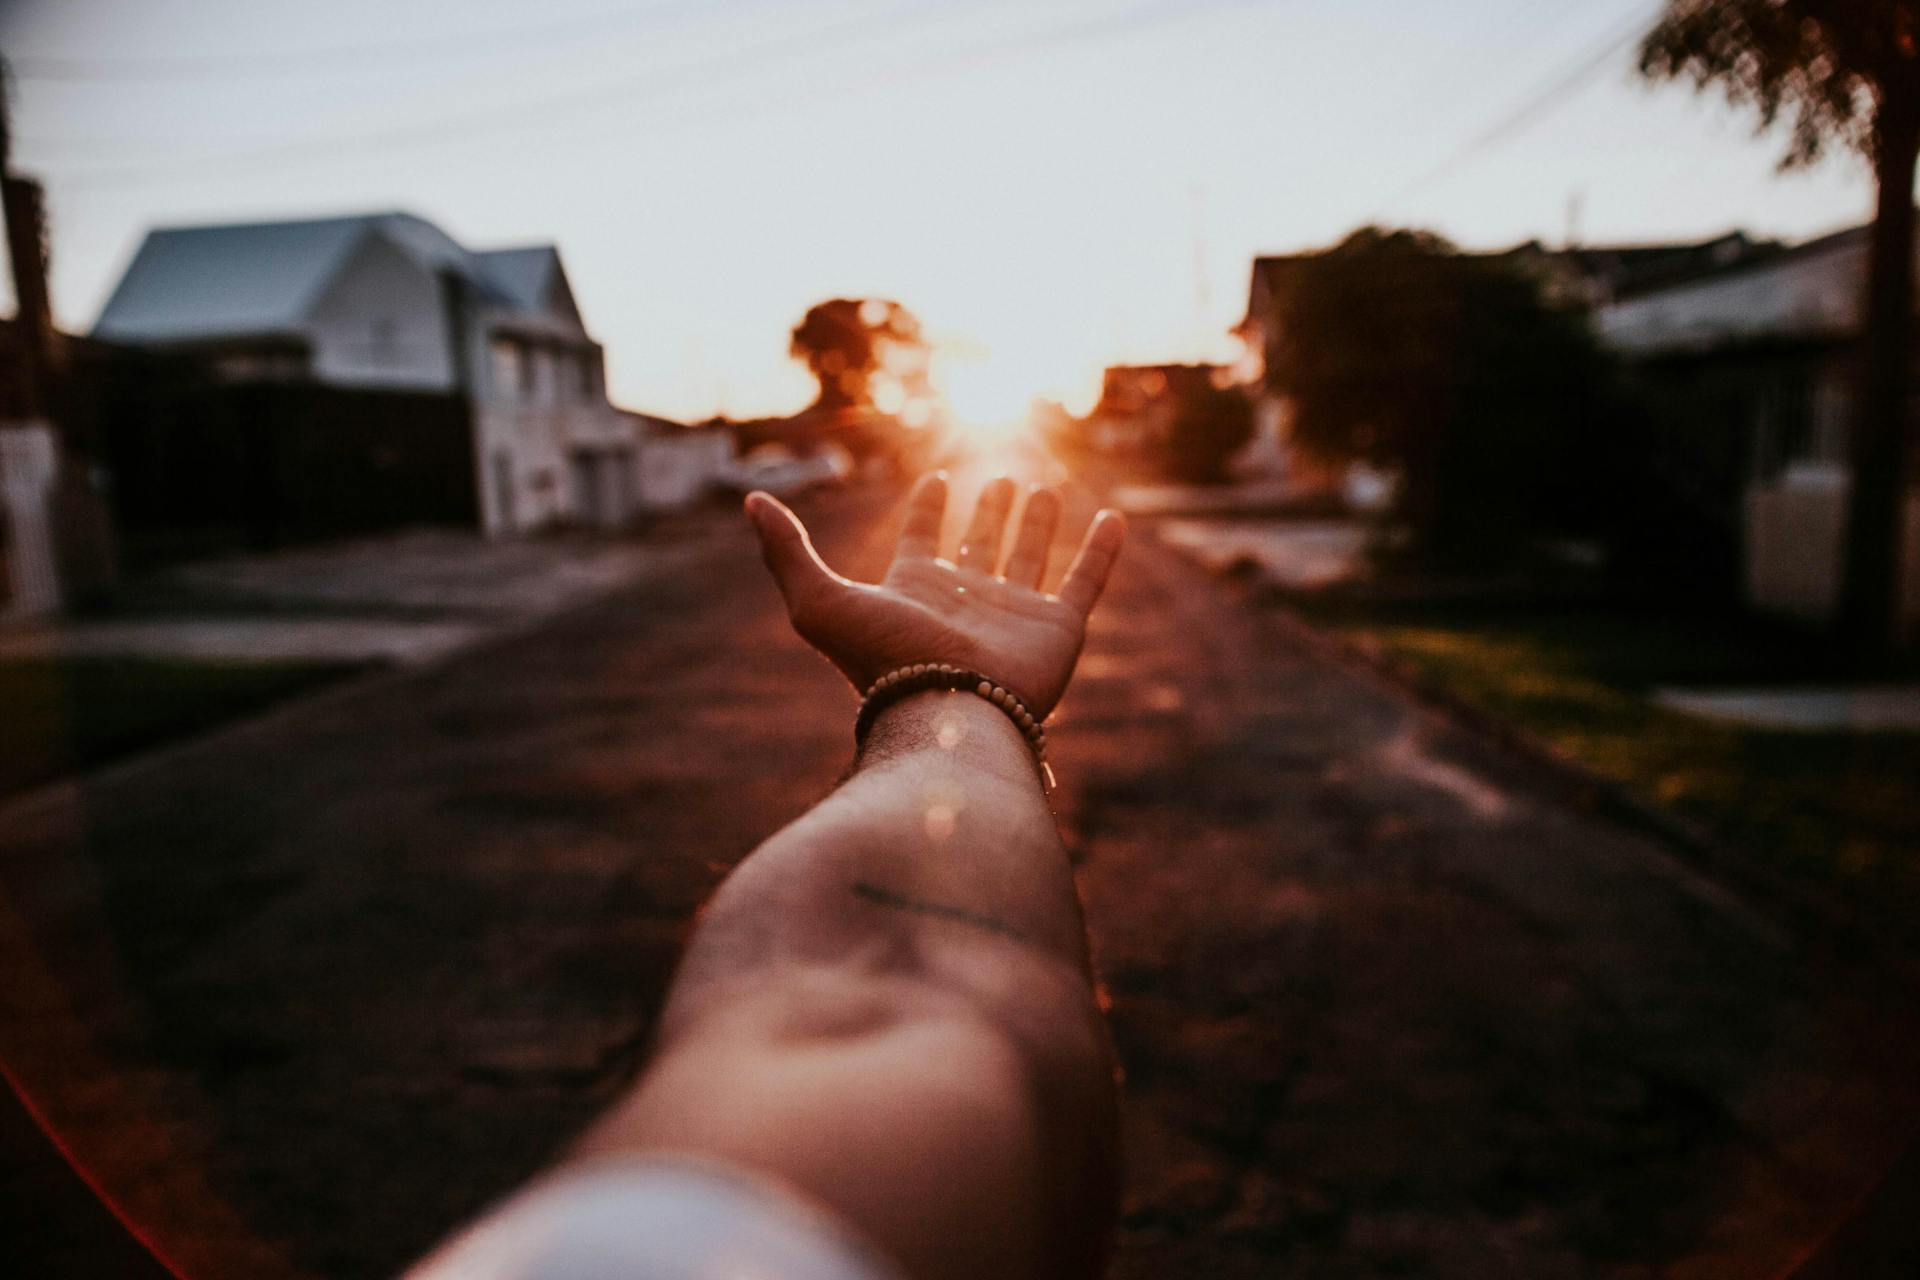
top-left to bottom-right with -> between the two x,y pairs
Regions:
1077,363 -> 1233,455
1597,222 -> 1919,632
626,412 -> 737,512
94,211 -> 715,535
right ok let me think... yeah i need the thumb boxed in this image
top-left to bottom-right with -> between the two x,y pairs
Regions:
746,492 -> 838,615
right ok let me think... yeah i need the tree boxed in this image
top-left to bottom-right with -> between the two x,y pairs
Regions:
1640,0 -> 1920,656
1263,227 -> 1622,562
789,297 -> 935,418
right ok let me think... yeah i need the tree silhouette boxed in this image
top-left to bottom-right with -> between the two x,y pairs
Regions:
1640,0 -> 1920,655
789,298 -> 934,419
1262,227 -> 1621,562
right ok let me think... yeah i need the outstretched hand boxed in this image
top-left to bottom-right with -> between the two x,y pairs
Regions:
747,473 -> 1125,718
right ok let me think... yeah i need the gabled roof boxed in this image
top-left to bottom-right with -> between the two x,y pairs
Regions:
92,211 -> 576,344
473,247 -> 556,311
1547,231 -> 1786,300
1597,223 -> 1876,355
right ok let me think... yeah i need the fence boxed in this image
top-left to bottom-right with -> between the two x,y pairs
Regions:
103,383 -> 479,567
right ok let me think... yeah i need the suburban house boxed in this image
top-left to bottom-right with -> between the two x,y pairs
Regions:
1597,222 -> 1920,633
1233,224 -> 1917,633
93,210 -> 723,536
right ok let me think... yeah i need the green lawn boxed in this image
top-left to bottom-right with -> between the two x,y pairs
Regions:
0,656 -> 370,797
1291,597 -> 1920,922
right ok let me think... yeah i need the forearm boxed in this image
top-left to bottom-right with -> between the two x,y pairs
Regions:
657,688 -> 1092,1029
576,689 -> 1117,1279
412,481 -> 1126,1280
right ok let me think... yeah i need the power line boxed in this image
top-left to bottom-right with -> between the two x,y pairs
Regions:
34,0 -> 1015,183
1370,0 -> 1662,215
764,0 -> 1268,124
40,0 -> 1264,190
5,0 -> 726,81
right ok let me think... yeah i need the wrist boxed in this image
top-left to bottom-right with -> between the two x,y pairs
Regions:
860,688 -> 1041,788
854,663 -> 1051,784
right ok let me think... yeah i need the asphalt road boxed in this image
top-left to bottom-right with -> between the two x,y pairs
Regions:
3,482 -> 1917,1279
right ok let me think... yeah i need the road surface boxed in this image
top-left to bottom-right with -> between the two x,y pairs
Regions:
3,482 -> 1916,1279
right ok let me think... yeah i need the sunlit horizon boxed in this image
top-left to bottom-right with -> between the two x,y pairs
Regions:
0,0 -> 1887,424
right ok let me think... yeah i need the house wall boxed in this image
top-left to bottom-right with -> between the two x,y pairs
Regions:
569,446 -> 634,529
1611,323 -> 1920,630
1747,465 -> 1920,638
468,305 -> 642,535
474,410 -> 733,532
636,429 -> 732,510
305,233 -> 456,391
473,402 -> 572,534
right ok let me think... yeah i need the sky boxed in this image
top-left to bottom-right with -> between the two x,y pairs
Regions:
0,0 -> 1888,423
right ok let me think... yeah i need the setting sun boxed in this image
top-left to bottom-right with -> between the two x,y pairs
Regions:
932,340 -> 1104,446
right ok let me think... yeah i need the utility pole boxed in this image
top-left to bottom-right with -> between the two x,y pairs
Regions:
1564,187 -> 1586,251
1189,182 -> 1212,354
0,57 -> 117,608
0,57 -> 56,422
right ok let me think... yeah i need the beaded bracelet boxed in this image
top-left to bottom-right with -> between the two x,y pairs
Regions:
854,663 -> 1054,790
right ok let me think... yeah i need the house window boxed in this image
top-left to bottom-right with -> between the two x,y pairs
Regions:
522,344 -> 543,404
1810,376 -> 1851,465
1753,367 -> 1824,480
576,350 -> 601,402
490,337 -> 522,402
492,450 -> 517,531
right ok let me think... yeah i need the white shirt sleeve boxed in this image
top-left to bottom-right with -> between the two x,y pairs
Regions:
404,1158 -> 904,1280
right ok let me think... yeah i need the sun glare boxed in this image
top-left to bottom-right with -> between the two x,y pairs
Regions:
932,340 -> 1104,448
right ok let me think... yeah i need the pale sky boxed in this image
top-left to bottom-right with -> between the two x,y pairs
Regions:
0,0 -> 1885,422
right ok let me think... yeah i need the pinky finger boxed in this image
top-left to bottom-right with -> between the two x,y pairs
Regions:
1058,510 -> 1126,616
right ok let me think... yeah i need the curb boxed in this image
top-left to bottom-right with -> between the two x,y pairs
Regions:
1228,573 -> 1920,992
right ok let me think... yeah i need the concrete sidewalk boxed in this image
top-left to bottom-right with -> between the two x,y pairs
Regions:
0,523 -> 729,667
1656,684 -> 1920,731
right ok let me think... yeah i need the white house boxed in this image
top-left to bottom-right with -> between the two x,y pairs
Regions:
94,210 -> 716,534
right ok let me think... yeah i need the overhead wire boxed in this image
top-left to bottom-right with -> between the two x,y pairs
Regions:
1368,0 -> 1664,216
7,0 -> 728,81
35,0 -> 1267,189
31,0 -> 1022,183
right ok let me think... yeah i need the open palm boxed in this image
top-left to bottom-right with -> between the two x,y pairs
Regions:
747,474 -> 1125,717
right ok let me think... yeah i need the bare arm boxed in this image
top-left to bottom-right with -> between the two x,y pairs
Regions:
417,475 -> 1127,1280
